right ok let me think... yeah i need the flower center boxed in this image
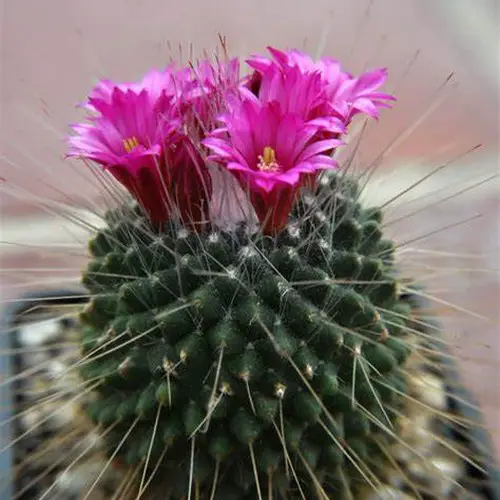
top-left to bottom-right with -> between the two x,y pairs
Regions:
257,146 -> 280,172
123,136 -> 140,153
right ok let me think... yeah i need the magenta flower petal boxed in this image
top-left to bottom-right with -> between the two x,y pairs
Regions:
203,137 -> 235,159
351,97 -> 380,118
270,169 -> 301,187
297,139 -> 345,162
353,68 -> 389,94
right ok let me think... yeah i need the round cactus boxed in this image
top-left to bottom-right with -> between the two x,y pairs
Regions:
78,166 -> 415,498
53,45 -> 492,499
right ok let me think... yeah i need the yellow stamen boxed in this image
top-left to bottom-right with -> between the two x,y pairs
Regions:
257,146 -> 280,172
123,136 -> 140,153
263,146 -> 275,164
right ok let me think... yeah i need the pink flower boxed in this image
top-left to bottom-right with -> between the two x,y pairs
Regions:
68,74 -> 212,226
246,46 -> 395,122
238,60 -> 346,181
204,99 -> 343,234
68,85 -> 179,223
69,86 -> 179,164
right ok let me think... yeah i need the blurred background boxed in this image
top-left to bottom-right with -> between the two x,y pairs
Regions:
1,0 -> 499,455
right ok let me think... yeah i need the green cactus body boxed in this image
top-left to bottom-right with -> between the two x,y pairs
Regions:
79,172 -> 412,498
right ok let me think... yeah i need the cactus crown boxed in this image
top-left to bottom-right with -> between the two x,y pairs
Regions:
72,45 -> 414,498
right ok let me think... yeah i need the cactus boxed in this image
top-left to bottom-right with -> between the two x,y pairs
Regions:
64,46 -> 417,499
79,170 -> 411,498
9,44 -> 491,499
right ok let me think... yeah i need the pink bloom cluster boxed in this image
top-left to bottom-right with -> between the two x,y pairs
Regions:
68,46 -> 394,233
